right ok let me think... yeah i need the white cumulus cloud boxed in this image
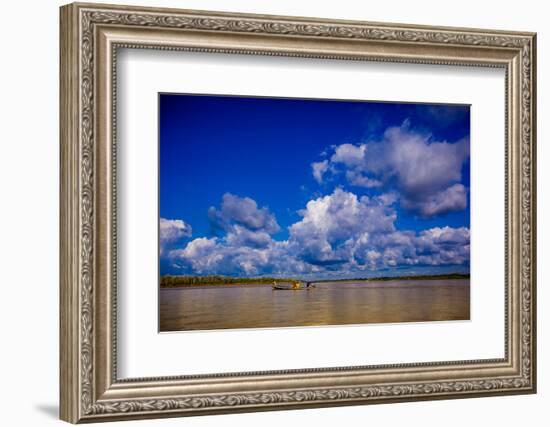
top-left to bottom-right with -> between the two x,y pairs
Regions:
311,160 -> 329,184
208,193 -> 280,234
401,183 -> 468,218
331,143 -> 367,167
288,188 -> 396,266
165,191 -> 470,278
160,218 -> 192,245
310,121 -> 470,217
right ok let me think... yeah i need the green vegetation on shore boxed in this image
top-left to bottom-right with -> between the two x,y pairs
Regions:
160,275 -> 298,287
160,273 -> 469,288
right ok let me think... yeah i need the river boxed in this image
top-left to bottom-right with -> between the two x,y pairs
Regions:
159,279 -> 470,332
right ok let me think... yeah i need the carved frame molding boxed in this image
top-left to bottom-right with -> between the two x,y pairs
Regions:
60,2 -> 536,423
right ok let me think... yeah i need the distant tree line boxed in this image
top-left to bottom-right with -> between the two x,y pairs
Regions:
160,275 -> 299,287
314,273 -> 470,283
160,273 -> 469,287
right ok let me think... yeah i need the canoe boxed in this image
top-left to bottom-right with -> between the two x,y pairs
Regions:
272,283 -> 315,290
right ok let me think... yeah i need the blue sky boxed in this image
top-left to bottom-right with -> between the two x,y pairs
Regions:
159,94 -> 470,279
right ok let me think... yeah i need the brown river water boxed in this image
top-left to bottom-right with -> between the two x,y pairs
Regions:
159,279 -> 470,332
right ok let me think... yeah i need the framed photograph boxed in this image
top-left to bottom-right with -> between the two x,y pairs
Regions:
158,94 -> 472,332
60,2 -> 536,423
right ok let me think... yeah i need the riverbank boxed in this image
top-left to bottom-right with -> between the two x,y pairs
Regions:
160,273 -> 470,289
160,275 -> 297,288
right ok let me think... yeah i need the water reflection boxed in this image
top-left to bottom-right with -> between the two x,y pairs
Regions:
159,280 -> 470,332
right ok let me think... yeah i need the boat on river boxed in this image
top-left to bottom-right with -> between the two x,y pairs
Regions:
272,281 -> 315,290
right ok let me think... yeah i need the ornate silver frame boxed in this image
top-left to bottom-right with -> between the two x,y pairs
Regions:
60,2 -> 537,423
